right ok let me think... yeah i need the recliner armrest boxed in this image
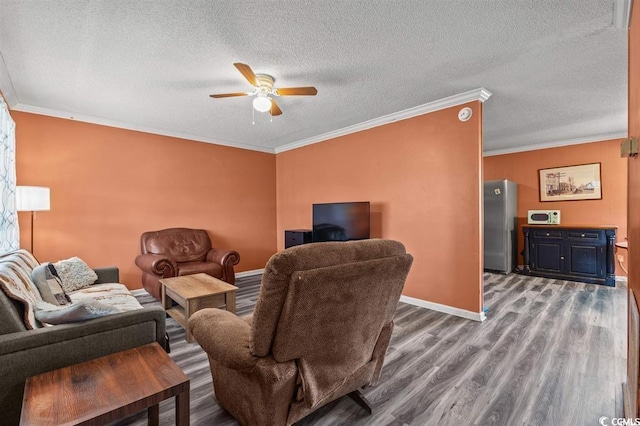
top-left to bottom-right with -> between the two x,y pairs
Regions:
135,253 -> 178,278
188,308 -> 257,371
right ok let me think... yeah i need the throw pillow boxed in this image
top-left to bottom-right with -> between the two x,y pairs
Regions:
33,300 -> 121,325
52,257 -> 98,293
31,264 -> 72,305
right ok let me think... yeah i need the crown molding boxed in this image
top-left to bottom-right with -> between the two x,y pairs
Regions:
11,87 -> 493,155
275,88 -> 492,154
0,51 -> 18,107
11,93 -> 623,159
11,103 -> 276,154
483,131 -> 628,157
613,0 -> 633,29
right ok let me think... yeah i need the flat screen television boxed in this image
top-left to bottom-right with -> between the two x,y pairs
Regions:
312,202 -> 370,242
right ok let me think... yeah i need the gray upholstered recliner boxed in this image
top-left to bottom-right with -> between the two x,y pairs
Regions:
189,239 -> 413,426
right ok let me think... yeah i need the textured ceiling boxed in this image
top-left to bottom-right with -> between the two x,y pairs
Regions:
0,0 -> 628,153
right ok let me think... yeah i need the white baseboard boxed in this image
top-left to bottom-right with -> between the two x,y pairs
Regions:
399,295 -> 486,322
616,275 -> 628,282
235,268 -> 265,279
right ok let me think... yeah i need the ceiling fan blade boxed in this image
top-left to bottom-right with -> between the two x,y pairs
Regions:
276,87 -> 318,96
270,99 -> 282,116
234,63 -> 258,87
209,92 -> 249,98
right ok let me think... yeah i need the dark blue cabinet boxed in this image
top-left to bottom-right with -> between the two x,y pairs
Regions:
522,226 -> 616,286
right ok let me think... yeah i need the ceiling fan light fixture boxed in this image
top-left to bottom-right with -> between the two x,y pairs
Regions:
253,96 -> 272,112
210,63 -> 318,118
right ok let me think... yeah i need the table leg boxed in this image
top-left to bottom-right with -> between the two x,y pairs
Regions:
185,299 -> 194,343
162,286 -> 172,310
176,388 -> 190,426
226,290 -> 236,314
148,404 -> 159,426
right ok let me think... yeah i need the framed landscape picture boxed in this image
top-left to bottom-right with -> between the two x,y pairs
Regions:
538,163 -> 602,202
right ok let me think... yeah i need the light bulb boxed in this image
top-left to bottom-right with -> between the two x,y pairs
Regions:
253,96 -> 272,112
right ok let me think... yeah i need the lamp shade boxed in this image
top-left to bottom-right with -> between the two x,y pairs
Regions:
16,186 -> 50,211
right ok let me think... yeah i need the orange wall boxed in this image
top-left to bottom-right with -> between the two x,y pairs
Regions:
628,3 -> 640,415
629,0 -> 640,299
276,102 -> 484,314
14,112 -> 277,288
484,139 -> 628,274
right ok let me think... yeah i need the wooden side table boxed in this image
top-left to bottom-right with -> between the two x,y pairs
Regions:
160,273 -> 238,343
20,343 -> 190,425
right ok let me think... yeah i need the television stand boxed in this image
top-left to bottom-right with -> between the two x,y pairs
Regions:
285,229 -> 312,249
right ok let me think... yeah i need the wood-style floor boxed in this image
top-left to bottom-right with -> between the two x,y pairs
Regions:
121,272 -> 626,426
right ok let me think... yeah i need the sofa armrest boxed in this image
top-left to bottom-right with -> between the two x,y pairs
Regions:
93,266 -> 119,284
135,253 -> 178,278
188,308 -> 257,371
0,306 -> 166,356
206,248 -> 240,283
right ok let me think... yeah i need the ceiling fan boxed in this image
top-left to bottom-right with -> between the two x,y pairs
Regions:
210,63 -> 318,116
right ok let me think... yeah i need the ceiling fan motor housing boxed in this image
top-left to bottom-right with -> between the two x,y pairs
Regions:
255,74 -> 275,93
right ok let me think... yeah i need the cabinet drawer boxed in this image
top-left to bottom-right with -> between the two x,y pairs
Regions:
532,229 -> 563,239
566,231 -> 602,241
287,234 -> 302,244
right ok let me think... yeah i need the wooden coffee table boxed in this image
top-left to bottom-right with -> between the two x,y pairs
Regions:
20,342 -> 189,425
160,273 -> 238,343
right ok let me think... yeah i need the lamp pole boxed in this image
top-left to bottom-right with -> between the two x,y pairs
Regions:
30,211 -> 35,253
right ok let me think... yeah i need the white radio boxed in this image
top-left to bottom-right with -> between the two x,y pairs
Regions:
527,210 -> 561,225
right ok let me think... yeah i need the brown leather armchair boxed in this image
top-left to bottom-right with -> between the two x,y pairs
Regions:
188,239 -> 413,426
135,228 -> 240,300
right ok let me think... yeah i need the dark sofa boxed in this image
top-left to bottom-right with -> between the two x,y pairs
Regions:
0,249 -> 166,426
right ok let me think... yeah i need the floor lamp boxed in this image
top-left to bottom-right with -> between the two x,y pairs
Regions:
16,186 -> 50,254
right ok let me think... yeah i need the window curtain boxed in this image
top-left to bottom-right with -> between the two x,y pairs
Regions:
0,97 -> 19,254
